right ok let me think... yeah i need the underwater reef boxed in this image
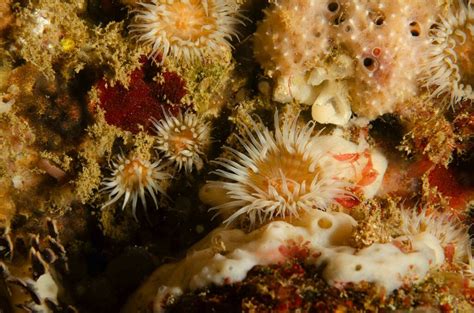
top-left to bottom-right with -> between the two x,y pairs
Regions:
0,0 -> 473,312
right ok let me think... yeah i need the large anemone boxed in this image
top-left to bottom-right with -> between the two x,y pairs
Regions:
130,0 -> 242,62
421,0 -> 474,105
209,113 -> 351,227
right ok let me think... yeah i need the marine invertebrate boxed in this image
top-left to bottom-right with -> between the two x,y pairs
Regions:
96,62 -> 186,133
152,110 -> 210,173
208,113 -> 352,227
254,0 -> 440,123
0,218 -> 76,312
124,210 -> 448,313
0,85 -> 17,114
130,0 -> 242,62
100,153 -> 169,220
165,259 -> 473,312
421,0 -> 474,105
399,208 -> 472,265
0,0 -> 13,33
12,0 -> 90,80
398,100 -> 456,167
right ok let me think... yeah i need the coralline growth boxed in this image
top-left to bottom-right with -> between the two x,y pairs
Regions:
254,0 -> 440,124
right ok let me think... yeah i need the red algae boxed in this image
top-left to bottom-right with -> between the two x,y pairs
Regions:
427,164 -> 473,210
97,61 -> 186,133
406,159 -> 474,211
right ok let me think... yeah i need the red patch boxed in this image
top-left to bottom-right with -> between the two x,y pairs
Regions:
332,152 -> 360,162
444,243 -> 455,263
427,165 -> 471,210
335,196 -> 360,209
372,47 -> 382,57
440,303 -> 452,313
275,286 -> 302,312
407,159 -> 474,211
463,278 -> 474,300
278,240 -> 310,260
97,60 -> 186,133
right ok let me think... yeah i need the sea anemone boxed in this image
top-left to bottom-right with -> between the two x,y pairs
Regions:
100,153 -> 169,220
152,110 -> 210,173
421,0 -> 474,105
399,208 -> 472,264
130,0 -> 242,62
209,113 -> 351,227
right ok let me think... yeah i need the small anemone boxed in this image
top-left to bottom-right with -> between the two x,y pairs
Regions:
152,110 -> 210,174
129,0 -> 242,63
209,113 -> 352,228
421,0 -> 474,105
100,153 -> 169,221
399,208 -> 472,265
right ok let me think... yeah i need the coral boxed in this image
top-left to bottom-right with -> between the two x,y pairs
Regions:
124,209 -> 451,312
88,21 -> 146,87
12,1 -> 145,84
12,0 -> 90,80
152,110 -> 210,173
0,218 -> 76,312
6,63 -> 92,153
166,56 -> 237,117
130,0 -> 242,63
349,197 -> 402,248
166,261 -> 473,313
0,0 -> 13,34
96,62 -> 186,133
423,162 -> 474,212
344,0 -> 437,118
254,0 -> 440,123
453,100 -> 474,154
420,0 -> 474,105
0,113 -> 42,193
0,1 -> 472,312
100,153 -> 169,221
74,109 -> 125,204
0,85 -> 18,114
398,99 -> 456,167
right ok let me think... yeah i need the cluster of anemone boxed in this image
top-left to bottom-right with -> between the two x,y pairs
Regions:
152,110 -> 210,174
99,111 -> 210,220
207,113 -> 352,227
420,0 -> 474,105
130,0 -> 242,63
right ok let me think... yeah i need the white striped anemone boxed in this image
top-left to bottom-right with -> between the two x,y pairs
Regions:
152,111 -> 210,174
399,208 -> 472,267
129,0 -> 242,63
208,113 -> 352,228
421,0 -> 474,106
100,153 -> 169,221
